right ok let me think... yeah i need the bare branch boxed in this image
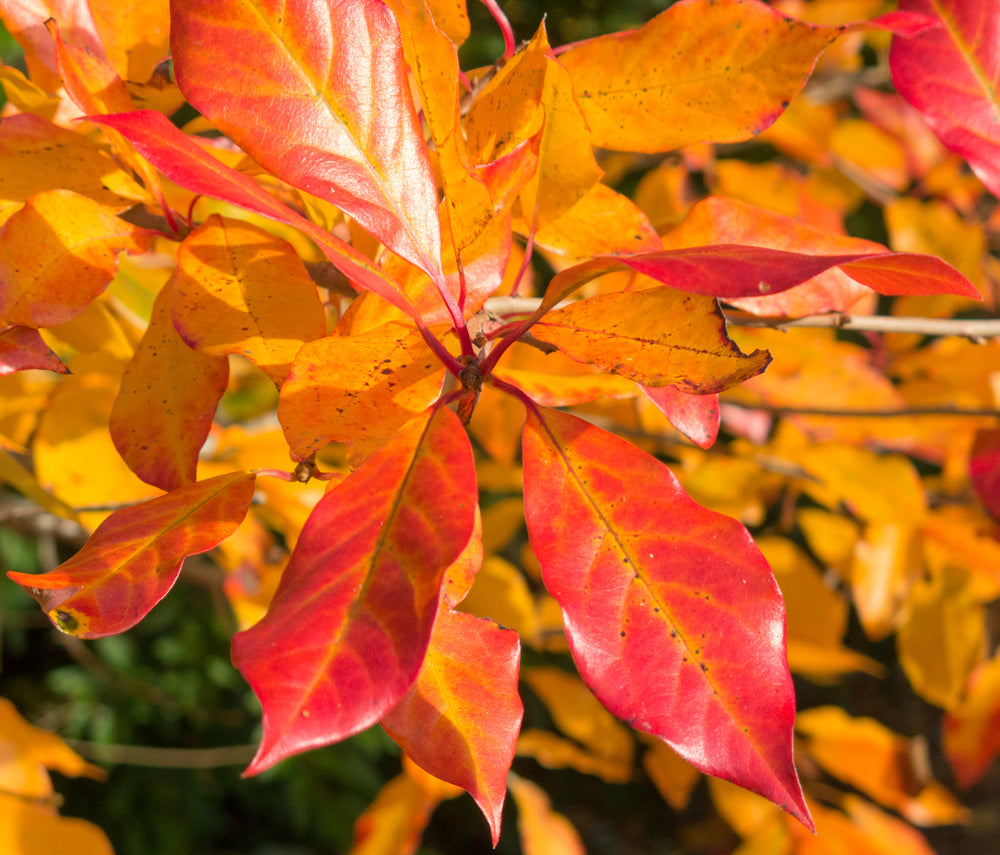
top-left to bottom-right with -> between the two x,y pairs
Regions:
64,739 -> 257,769
726,312 -> 1000,342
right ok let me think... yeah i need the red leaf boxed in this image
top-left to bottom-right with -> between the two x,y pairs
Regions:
381,609 -> 522,845
170,0 -> 444,284
539,246 -> 980,314
7,472 -> 256,638
110,281 -> 229,491
232,406 -> 478,774
970,429 -> 1000,522
0,326 -> 69,375
890,0 -> 1000,199
521,406 -> 811,829
88,111 -> 418,320
642,386 -> 720,449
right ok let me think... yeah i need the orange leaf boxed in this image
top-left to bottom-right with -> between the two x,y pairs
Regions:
347,773 -> 439,855
0,189 -> 153,328
170,215 -> 327,386
943,651 -> 1000,788
522,405 -> 811,829
0,114 -> 142,224
110,281 -> 229,491
530,287 -> 771,393
641,386 -> 720,449
796,706 -> 967,825
7,471 -> 256,638
278,322 -> 447,457
171,0 -> 445,285
508,773 -> 586,855
88,0 -> 170,83
232,407 -> 477,773
381,609 -> 522,845
558,0 -> 841,152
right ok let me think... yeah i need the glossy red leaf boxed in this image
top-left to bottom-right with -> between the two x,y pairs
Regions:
0,326 -> 68,375
110,281 -> 229,491
522,406 -> 811,829
890,0 -> 1000,199
7,472 -> 256,638
642,386 -> 720,449
170,0 -> 444,285
232,406 -> 477,774
970,429 -> 1000,522
88,111 -> 418,320
381,609 -> 522,845
539,246 -> 980,316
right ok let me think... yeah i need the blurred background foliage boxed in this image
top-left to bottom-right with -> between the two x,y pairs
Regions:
2,1 -> 1000,854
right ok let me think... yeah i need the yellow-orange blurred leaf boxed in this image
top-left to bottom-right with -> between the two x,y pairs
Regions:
831,118 -> 910,192
841,794 -> 937,855
531,287 -> 770,392
921,506 -> 1000,604
170,215 -> 327,386
0,797 -> 113,855
277,322 -> 446,457
758,536 -> 882,681
641,736 -> 700,811
558,0 -> 839,152
0,64 -> 61,120
796,706 -> 967,825
709,775 -> 783,839
509,773 -> 586,855
347,773 -> 439,855
0,190 -> 154,328
521,667 -> 634,782
851,522 -> 923,641
897,570 -> 984,710
467,384 -> 525,464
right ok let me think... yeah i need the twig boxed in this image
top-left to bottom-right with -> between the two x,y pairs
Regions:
721,400 -> 1000,418
63,739 -> 257,769
727,312 -> 1000,341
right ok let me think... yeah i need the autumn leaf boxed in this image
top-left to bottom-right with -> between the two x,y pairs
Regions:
89,110 -> 420,319
890,0 -> 1000,198
169,215 -> 327,386
943,652 -> 1000,788
278,321 -> 447,457
969,428 -> 1000,522
0,189 -> 154,328
232,406 -> 477,774
170,0 -> 445,286
110,281 -> 229,491
7,472 -> 256,638
557,0 -> 843,152
0,326 -> 68,375
641,385 -> 720,449
381,609 -> 522,845
529,286 -> 770,393
522,405 -> 812,829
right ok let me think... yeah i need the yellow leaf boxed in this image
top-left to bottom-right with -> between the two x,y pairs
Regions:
897,569 -> 984,710
531,287 -> 770,392
641,736 -> 701,810
851,522 -> 923,641
831,118 -> 910,191
170,215 -> 327,386
277,322 -> 446,456
522,667 -> 635,780
455,554 -> 536,641
508,773 -> 586,855
558,0 -> 840,152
